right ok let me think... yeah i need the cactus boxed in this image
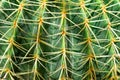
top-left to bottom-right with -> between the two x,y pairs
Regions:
0,0 -> 120,80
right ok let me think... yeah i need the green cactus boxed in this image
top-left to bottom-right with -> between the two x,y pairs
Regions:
0,0 -> 120,80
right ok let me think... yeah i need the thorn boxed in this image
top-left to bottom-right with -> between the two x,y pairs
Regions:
62,48 -> 66,54
18,3 -> 24,11
80,1 -> 85,8
101,5 -> 107,13
62,30 -> 66,36
13,20 -> 17,28
88,53 -> 94,60
62,64 -> 65,69
5,68 -> 11,73
41,0 -> 46,8
86,37 -> 91,44
107,22 -> 111,30
61,10 -> 66,18
38,17 -> 43,25
8,38 -> 14,47
33,54 -> 39,60
84,18 -> 89,27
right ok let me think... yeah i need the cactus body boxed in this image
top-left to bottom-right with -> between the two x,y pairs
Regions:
0,0 -> 120,80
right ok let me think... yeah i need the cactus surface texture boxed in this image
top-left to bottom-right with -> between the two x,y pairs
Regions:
0,0 -> 120,80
